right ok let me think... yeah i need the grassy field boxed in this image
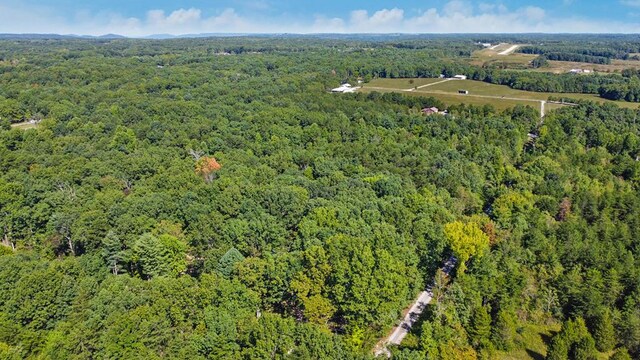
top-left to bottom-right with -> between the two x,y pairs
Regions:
495,322 -> 612,360
470,46 -> 537,68
529,59 -> 640,74
427,80 -> 640,108
366,78 -> 445,89
398,319 -> 609,360
495,323 -> 560,360
360,78 -> 640,111
360,87 -> 543,112
470,45 -> 640,73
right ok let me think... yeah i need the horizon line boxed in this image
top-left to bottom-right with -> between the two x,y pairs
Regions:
2,32 -> 640,39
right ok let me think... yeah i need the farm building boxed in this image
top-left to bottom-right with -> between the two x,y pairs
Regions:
453,75 -> 467,80
331,84 -> 357,93
422,107 -> 439,115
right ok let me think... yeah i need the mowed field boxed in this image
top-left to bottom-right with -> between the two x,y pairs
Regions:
361,86 -> 541,112
360,78 -> 640,111
469,44 -> 640,73
470,45 -> 536,68
531,59 -> 640,74
366,78 -> 445,88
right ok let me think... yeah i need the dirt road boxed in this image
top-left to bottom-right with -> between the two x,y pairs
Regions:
498,44 -> 520,55
374,257 -> 457,357
407,78 -> 453,91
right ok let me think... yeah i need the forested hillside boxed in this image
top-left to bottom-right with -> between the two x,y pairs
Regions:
0,37 -> 639,360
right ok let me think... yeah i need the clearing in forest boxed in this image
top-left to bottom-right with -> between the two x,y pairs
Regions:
359,78 -> 640,111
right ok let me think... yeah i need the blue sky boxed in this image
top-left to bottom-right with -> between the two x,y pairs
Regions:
1,0 -> 639,35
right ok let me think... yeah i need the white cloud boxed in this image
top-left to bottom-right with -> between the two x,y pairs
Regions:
0,1 -> 639,36
148,8 -> 202,26
350,8 -> 405,32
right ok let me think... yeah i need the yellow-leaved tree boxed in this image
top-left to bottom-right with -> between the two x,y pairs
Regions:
444,221 -> 490,273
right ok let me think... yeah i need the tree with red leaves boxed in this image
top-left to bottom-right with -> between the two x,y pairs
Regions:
195,156 -> 222,183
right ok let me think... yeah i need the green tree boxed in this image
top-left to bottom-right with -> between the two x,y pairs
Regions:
491,308 -> 517,351
102,231 -> 127,275
420,321 -> 440,359
547,318 -> 597,360
590,309 -> 616,352
109,126 -> 138,154
132,233 -> 187,278
216,247 -> 245,278
469,306 -> 492,349
444,221 -> 490,273
610,348 -> 633,360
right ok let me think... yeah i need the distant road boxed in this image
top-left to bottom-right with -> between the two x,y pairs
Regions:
374,257 -> 457,357
408,78 -> 452,91
498,44 -> 520,55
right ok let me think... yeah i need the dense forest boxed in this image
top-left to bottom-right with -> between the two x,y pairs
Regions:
0,36 -> 639,360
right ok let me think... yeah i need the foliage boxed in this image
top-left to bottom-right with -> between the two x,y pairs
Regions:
547,318 -> 598,360
444,221 -> 490,273
195,156 -> 222,183
0,35 -> 638,359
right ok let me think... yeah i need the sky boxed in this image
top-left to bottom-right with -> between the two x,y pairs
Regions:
1,0 -> 639,36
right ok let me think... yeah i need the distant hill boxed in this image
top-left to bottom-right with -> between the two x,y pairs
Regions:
0,33 -> 127,40
144,33 -> 249,39
96,34 -> 127,39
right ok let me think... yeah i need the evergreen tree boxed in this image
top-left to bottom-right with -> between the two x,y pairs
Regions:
216,247 -> 245,278
102,231 -> 126,275
469,306 -> 492,349
548,318 -> 597,360
590,309 -> 616,352
132,233 -> 187,278
491,308 -> 517,351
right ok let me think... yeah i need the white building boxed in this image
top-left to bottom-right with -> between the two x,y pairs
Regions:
331,84 -> 358,93
453,75 -> 467,80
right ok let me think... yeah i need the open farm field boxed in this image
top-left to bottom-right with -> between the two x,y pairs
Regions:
361,78 -> 640,110
360,86 -> 535,111
471,48 -> 640,74
470,46 -> 536,68
531,59 -> 640,74
366,77 -> 445,89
